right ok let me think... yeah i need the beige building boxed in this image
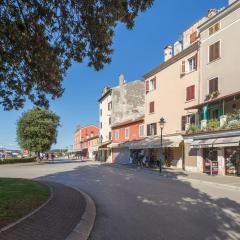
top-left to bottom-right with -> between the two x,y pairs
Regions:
184,0 -> 240,176
141,12 -> 215,168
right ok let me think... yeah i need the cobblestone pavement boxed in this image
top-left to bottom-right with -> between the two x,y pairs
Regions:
0,181 -> 86,240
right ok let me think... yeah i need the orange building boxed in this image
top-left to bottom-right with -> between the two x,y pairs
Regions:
111,116 -> 144,163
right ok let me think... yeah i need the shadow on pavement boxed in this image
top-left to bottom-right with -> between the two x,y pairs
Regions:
36,163 -> 240,240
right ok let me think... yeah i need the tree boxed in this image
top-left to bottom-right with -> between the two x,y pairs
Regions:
0,0 -> 154,110
16,107 -> 60,157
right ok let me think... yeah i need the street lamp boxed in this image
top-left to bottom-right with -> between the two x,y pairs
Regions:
80,140 -> 83,160
159,117 -> 166,173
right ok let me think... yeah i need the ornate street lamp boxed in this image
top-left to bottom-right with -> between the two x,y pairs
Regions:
159,117 -> 166,173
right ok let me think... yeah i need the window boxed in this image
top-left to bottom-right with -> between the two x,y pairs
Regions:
209,77 -> 218,94
109,132 -> 112,140
109,117 -> 111,125
149,77 -> 156,91
100,122 -> 102,128
187,54 -> 197,72
181,116 -> 187,131
108,101 -> 112,111
125,128 -> 129,139
90,132 -> 94,138
100,109 -> 102,116
186,85 -> 195,101
114,130 -> 119,140
147,123 -> 157,136
209,22 -> 220,36
190,31 -> 197,44
209,41 -> 220,62
149,101 -> 155,113
181,60 -> 186,75
139,125 -> 144,137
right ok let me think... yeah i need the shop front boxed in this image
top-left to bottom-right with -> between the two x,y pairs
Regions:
188,129 -> 240,176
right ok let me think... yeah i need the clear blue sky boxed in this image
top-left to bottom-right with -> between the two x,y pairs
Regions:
0,0 -> 228,150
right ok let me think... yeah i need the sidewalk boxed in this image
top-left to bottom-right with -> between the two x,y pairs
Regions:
112,163 -> 240,190
0,181 -> 87,240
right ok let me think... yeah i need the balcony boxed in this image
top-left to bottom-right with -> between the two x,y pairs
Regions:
185,92 -> 240,135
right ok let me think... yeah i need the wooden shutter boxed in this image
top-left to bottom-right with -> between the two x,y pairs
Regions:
194,53 -> 198,70
209,78 -> 218,93
149,101 -> 154,113
190,31 -> 197,44
215,41 -> 220,59
154,78 -> 156,90
209,41 -> 220,62
186,85 -> 195,101
182,61 -> 185,74
147,124 -> 150,136
146,81 -> 149,94
153,123 -> 157,135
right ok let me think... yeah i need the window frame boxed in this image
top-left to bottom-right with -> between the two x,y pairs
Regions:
208,40 -> 221,63
125,127 -> 130,139
139,124 -> 144,137
209,22 -> 220,36
149,101 -> 155,114
186,85 -> 195,102
209,77 -> 219,94
114,130 -> 119,140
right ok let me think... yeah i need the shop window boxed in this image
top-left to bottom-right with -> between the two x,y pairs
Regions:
125,128 -> 130,139
225,148 -> 240,176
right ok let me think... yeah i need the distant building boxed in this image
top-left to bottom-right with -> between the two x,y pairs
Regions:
74,125 -> 99,160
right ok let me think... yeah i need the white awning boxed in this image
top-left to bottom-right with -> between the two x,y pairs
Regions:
191,136 -> 240,148
124,135 -> 182,150
190,139 -> 216,148
213,136 -> 240,148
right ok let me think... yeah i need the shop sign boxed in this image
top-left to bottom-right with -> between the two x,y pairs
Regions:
211,161 -> 218,175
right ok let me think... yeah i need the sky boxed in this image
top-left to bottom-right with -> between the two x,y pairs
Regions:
0,0 -> 228,150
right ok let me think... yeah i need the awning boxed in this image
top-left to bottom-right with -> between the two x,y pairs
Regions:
124,135 -> 182,150
213,136 -> 240,147
191,136 -> 240,148
98,141 -> 111,149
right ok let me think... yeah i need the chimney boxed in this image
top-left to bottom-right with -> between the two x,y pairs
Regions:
208,9 -> 218,18
164,45 -> 173,62
119,73 -> 126,86
174,41 -> 182,56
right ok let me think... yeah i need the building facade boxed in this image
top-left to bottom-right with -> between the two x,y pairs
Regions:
98,86 -> 112,162
110,74 -> 145,163
184,0 -> 240,176
73,125 -> 99,160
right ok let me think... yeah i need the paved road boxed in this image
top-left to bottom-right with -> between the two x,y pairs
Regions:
0,160 -> 239,240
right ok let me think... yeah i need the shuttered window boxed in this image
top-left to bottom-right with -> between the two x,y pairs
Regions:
181,60 -> 185,74
149,101 -> 155,113
147,123 -> 157,136
209,41 -> 220,62
190,31 -> 197,44
186,85 -> 195,101
209,77 -> 218,93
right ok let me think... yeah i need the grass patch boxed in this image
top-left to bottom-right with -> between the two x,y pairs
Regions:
0,178 -> 50,228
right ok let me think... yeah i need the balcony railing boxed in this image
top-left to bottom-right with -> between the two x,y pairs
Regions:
185,110 -> 240,135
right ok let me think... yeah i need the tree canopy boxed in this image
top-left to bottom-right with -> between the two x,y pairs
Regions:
0,0 -> 154,110
16,107 -> 60,153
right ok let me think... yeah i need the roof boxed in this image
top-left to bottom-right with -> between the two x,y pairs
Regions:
185,91 -> 240,110
198,0 -> 240,32
143,42 -> 199,79
111,116 -> 144,129
98,88 -> 112,102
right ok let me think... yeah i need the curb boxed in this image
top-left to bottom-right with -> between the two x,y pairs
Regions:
66,187 -> 96,240
0,180 -> 53,233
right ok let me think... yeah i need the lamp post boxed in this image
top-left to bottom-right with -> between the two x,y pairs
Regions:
80,140 -> 83,160
159,117 -> 166,173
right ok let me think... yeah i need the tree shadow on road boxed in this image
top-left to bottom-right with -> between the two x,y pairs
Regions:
36,163 -> 240,240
